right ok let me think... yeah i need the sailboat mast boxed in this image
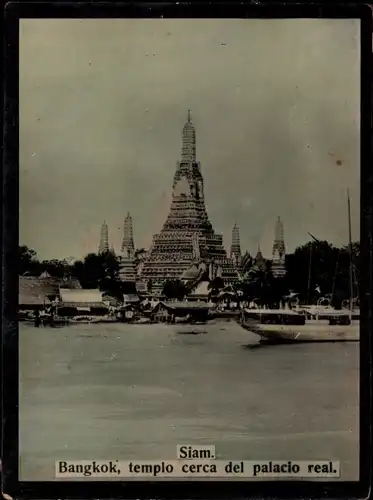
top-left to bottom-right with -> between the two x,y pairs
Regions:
347,189 -> 354,312
307,245 -> 313,304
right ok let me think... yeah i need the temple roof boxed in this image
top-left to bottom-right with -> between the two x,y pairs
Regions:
39,271 -> 52,279
59,288 -> 103,304
189,281 -> 210,297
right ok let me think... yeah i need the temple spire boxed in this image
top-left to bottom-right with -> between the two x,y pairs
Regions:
272,216 -> 286,277
255,243 -> 266,271
121,212 -> 135,258
230,223 -> 242,268
181,109 -> 196,162
99,221 -> 109,254
273,216 -> 285,254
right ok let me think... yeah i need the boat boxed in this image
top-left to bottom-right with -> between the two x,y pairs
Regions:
132,317 -> 152,324
240,308 -> 359,343
239,190 -> 360,343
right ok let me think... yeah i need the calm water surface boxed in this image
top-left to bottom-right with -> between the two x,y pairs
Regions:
19,321 -> 359,481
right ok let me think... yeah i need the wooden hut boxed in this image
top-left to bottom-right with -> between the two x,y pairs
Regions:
57,288 -> 108,317
38,272 -> 82,300
38,272 -> 61,300
151,301 -> 210,324
19,276 -> 51,310
123,293 -> 140,305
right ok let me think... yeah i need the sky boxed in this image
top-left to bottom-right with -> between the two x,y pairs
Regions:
19,18 -> 360,261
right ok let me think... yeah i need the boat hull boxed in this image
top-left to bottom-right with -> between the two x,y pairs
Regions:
242,321 -> 360,342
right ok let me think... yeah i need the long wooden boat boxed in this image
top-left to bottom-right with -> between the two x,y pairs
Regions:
240,190 -> 360,344
240,309 -> 359,343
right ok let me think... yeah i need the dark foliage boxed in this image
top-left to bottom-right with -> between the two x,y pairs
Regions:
162,280 -> 187,300
18,239 -> 360,307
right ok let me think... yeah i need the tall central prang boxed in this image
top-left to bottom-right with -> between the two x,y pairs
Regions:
139,111 -> 239,293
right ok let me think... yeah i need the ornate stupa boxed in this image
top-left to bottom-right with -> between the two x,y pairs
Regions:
119,212 -> 137,282
230,223 -> 242,269
98,221 -> 109,254
139,111 -> 239,294
254,244 -> 267,271
271,216 -> 286,277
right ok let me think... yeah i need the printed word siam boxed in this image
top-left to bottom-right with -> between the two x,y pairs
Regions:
139,111 -> 239,294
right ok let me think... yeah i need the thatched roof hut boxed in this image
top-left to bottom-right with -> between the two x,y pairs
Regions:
19,276 -> 51,309
37,274 -> 82,298
58,288 -> 105,307
151,301 -> 210,323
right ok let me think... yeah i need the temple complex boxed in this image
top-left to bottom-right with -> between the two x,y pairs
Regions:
98,221 -> 109,254
139,111 -> 239,294
271,216 -> 286,277
119,213 -> 137,282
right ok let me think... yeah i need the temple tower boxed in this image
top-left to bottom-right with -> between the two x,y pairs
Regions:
192,232 -> 200,261
139,112 -> 239,294
230,223 -> 242,268
119,212 -> 136,282
272,216 -> 286,277
181,109 -> 196,162
99,221 -> 109,254
255,244 -> 266,271
121,212 -> 135,258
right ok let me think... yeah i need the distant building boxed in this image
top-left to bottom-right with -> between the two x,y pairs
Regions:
19,276 -> 51,310
230,223 -> 242,268
123,293 -> 140,305
151,301 -> 210,323
121,212 -> 135,257
19,274 -> 82,309
119,212 -> 137,282
99,221 -> 109,254
57,288 -> 108,316
241,251 -> 253,273
271,216 -> 286,277
254,244 -> 267,272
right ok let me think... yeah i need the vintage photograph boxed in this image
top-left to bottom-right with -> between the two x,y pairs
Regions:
19,18 -> 360,481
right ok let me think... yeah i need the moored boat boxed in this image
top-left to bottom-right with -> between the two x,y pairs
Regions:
239,189 -> 360,344
239,308 -> 359,343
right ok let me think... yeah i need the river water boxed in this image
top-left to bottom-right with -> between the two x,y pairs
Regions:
19,320 -> 359,481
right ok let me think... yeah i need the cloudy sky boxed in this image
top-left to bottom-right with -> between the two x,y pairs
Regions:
20,18 -> 360,261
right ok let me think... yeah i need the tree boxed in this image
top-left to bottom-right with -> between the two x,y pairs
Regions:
72,251 -> 120,294
285,241 -> 336,302
19,245 -> 41,276
162,280 -> 187,300
39,259 -> 70,278
237,260 -> 289,308
284,239 -> 360,306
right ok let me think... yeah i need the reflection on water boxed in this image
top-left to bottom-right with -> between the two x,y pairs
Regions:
19,321 -> 359,481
